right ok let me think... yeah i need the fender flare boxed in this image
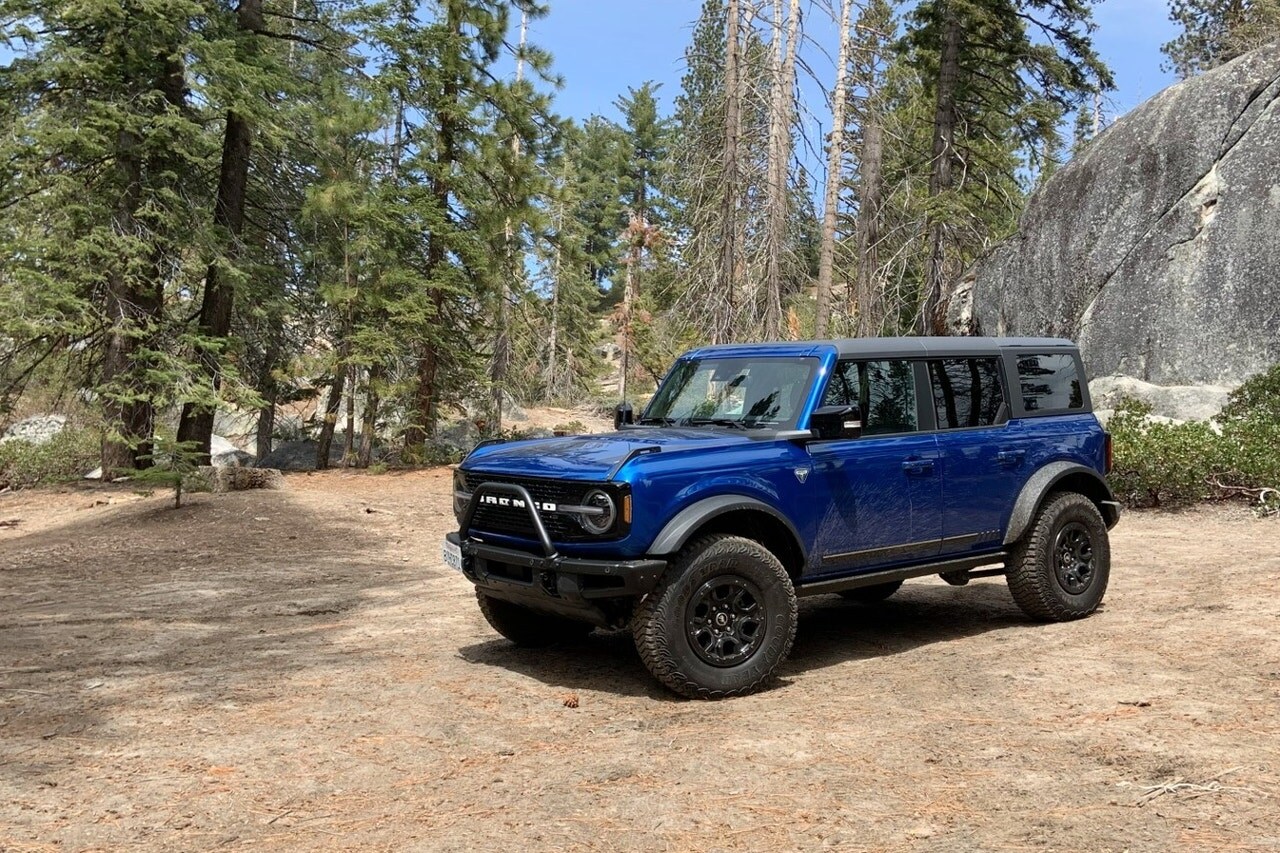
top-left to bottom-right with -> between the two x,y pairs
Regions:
647,494 -> 807,561
1004,461 -> 1120,546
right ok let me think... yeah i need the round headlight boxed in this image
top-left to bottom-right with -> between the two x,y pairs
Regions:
579,489 -> 616,535
453,469 -> 469,517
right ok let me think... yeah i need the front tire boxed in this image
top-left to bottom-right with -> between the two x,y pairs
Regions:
476,592 -> 593,647
633,535 -> 798,699
1006,492 -> 1110,621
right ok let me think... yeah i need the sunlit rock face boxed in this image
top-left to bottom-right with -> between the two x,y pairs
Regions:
953,41 -> 1280,385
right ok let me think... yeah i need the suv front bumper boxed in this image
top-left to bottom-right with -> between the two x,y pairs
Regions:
449,480 -> 667,626
447,532 -> 666,624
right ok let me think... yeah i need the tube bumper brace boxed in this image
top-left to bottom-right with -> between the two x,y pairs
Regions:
450,482 -> 666,624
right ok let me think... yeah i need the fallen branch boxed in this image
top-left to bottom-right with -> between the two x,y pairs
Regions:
1121,767 -> 1268,804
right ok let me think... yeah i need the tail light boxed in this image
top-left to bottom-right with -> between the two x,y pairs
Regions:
1103,432 -> 1113,475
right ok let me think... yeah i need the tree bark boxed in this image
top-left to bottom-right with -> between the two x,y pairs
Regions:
358,364 -> 381,468
176,0 -> 264,461
814,0 -> 853,340
315,357 -> 346,470
100,132 -> 146,479
853,117 -> 884,336
922,8 -> 962,335
716,0 -> 743,345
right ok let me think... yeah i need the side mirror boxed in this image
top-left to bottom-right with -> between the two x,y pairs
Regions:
614,402 -> 635,430
809,404 -> 861,440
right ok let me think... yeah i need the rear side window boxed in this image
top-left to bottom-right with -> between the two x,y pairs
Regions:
929,358 -> 1005,429
822,359 -> 918,436
1017,353 -> 1084,412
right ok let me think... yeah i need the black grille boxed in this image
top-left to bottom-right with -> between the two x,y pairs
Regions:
463,473 -> 612,542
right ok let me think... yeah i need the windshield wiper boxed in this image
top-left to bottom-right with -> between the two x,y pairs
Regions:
637,416 -> 677,426
686,418 -> 748,430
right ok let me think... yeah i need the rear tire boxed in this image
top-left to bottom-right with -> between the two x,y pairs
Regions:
633,535 -> 797,699
1006,492 -> 1110,622
838,580 -> 903,604
476,592 -> 593,647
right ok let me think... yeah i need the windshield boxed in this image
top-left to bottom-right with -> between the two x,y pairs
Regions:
640,357 -> 818,429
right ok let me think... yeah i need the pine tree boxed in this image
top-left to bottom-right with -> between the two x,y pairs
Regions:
1162,0 -> 1280,77
614,83 -> 670,401
0,0 -> 212,476
905,0 -> 1113,331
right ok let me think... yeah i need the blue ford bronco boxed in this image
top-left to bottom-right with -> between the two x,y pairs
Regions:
444,337 -> 1120,698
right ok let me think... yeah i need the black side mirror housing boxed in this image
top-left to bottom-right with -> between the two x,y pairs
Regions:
809,404 -> 861,440
614,402 -> 635,430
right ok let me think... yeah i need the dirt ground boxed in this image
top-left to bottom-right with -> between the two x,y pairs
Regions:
1,470 -> 1278,852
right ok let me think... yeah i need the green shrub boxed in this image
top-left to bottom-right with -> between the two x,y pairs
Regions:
0,427 -> 100,491
1107,400 -> 1222,507
1108,364 -> 1280,511
1215,365 -> 1280,496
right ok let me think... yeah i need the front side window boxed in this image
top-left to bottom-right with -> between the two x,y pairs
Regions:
641,357 -> 817,429
1017,353 -> 1084,412
929,358 -> 1005,429
821,359 -> 918,437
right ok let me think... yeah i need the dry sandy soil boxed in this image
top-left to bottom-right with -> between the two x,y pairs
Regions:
1,470 -> 1278,852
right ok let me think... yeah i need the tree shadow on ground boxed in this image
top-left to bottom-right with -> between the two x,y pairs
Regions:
457,580 -> 1032,698
0,487 -> 425,777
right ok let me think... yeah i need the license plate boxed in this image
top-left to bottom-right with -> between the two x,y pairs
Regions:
442,538 -> 464,572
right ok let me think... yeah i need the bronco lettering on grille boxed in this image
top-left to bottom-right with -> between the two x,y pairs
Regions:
478,494 -> 558,513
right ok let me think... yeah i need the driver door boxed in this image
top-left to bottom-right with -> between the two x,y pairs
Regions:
805,360 -> 942,575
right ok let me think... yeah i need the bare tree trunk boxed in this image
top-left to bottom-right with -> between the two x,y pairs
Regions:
716,0 -> 743,344
358,364 -> 381,468
545,244 -> 561,397
176,0 -> 263,462
342,364 -> 356,465
619,254 -> 635,402
815,0 -> 853,340
922,9 -> 962,335
254,335 -> 278,461
853,117 -> 884,336
763,0 -> 802,341
315,358 -> 346,470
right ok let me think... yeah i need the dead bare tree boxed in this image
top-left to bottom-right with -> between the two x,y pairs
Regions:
814,0 -> 853,339
763,0 -> 802,341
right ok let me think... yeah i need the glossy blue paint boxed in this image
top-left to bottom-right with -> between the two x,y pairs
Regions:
457,339 -> 1110,583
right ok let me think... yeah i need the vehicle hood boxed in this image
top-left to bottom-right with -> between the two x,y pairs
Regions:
461,428 -> 756,481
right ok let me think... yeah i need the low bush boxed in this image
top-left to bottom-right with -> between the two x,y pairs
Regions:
0,427 -> 100,491
1108,364 -> 1280,514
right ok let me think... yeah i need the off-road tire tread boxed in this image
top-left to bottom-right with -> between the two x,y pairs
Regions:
838,580 -> 903,603
1006,491 -> 1109,622
632,534 -> 797,700
476,591 -> 592,647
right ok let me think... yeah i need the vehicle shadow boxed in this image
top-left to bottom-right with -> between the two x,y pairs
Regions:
457,580 -> 1031,698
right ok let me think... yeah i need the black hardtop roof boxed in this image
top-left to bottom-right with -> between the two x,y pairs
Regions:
824,336 -> 1077,359
682,336 -> 1079,361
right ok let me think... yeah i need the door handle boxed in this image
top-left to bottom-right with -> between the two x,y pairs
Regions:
902,459 -> 934,475
996,449 -> 1026,466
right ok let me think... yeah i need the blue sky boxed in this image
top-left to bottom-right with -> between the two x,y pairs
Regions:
524,0 -> 1180,130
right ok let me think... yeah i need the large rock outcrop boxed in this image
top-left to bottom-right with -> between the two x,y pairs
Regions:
952,41 -> 1280,385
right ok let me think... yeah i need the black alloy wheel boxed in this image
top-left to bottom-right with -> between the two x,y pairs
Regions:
1053,521 -> 1095,595
685,576 -> 766,667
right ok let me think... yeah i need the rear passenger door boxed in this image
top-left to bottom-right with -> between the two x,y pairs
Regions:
806,359 -> 942,573
928,357 -> 1027,557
